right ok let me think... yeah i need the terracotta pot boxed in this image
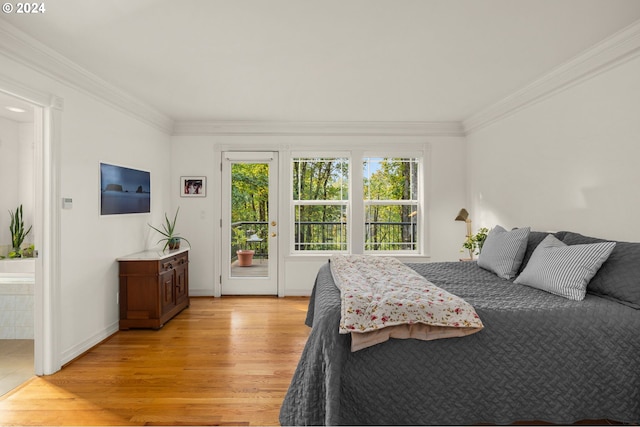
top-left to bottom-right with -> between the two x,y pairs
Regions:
236,249 -> 255,266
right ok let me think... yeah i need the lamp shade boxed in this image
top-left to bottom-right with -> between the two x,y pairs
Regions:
455,208 -> 469,222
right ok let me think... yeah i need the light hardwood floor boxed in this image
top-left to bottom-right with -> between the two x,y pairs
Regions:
0,297 -> 310,426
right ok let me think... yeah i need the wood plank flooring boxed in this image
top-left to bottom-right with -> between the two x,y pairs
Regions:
230,259 -> 269,278
0,297 -> 311,426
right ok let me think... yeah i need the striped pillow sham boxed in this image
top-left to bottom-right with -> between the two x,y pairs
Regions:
514,234 -> 616,301
477,226 -> 530,279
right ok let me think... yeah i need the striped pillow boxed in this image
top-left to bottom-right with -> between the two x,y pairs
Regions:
514,234 -> 616,301
477,226 -> 530,279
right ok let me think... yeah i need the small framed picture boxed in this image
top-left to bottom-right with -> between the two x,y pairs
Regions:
180,176 -> 206,197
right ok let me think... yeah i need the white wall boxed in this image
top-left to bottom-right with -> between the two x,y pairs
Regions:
428,136 -> 470,261
467,55 -> 640,242
0,118 -> 34,257
58,91 -> 172,363
171,134 -> 468,296
18,121 -> 35,244
0,116 -> 19,254
0,57 -> 172,365
170,136 -> 217,296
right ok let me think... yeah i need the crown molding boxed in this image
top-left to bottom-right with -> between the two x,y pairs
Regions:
7,14 -> 636,138
172,120 -> 464,137
463,18 -> 640,135
0,73 -> 63,109
0,21 -> 174,133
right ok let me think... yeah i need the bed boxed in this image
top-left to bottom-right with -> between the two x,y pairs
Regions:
279,230 -> 640,425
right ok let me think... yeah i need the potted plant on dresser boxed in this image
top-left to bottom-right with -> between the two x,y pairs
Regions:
148,207 -> 191,251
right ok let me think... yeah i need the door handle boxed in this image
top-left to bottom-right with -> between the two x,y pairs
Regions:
271,221 -> 277,226
271,232 -> 277,237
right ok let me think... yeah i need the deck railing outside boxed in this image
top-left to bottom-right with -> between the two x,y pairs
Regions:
231,221 -> 417,254
231,221 -> 269,260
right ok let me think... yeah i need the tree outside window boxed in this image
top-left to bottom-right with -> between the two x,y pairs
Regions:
292,157 -> 349,251
364,157 -> 419,252
291,154 -> 422,254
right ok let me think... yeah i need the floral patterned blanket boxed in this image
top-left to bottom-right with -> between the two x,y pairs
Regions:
330,254 -> 483,349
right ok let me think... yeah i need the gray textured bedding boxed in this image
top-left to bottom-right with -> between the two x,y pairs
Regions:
279,260 -> 640,425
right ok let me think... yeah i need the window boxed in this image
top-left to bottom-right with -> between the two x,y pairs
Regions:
291,152 -> 423,254
292,157 -> 349,251
364,157 -> 419,252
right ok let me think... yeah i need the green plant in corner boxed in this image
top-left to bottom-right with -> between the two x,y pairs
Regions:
232,226 -> 248,250
461,227 -> 489,258
9,204 -> 32,258
148,207 -> 191,251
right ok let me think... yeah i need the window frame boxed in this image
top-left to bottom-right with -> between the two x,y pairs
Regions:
289,150 -> 425,256
362,155 -> 421,254
290,152 -> 351,254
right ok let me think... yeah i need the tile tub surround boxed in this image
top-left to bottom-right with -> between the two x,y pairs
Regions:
0,259 -> 35,340
0,258 -> 36,273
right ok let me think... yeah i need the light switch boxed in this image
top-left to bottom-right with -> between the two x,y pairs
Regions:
62,197 -> 73,209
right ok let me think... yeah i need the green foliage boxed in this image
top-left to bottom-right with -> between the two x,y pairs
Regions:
230,158 -> 420,251
232,163 -> 270,222
231,163 -> 272,255
148,207 -> 191,251
293,158 -> 349,201
8,205 -> 32,258
364,158 -> 417,201
292,157 -> 419,251
363,158 -> 419,250
292,158 -> 350,250
21,244 -> 35,258
232,226 -> 248,249
461,227 -> 489,256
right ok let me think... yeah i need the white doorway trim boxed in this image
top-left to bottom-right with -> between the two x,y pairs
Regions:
0,75 -> 63,375
220,151 -> 279,295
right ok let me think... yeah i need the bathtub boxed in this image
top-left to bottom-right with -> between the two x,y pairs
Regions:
0,258 -> 35,339
0,258 -> 36,274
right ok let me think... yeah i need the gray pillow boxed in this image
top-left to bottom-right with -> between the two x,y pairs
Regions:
517,231 -> 567,275
561,231 -> 640,309
514,234 -> 616,301
477,225 -> 530,279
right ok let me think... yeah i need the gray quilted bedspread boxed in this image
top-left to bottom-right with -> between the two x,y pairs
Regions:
279,261 -> 640,425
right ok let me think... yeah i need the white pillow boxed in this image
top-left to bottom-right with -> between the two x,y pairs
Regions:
514,234 -> 616,301
477,226 -> 530,279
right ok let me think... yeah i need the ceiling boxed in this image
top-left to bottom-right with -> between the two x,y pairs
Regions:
0,92 -> 34,123
2,0 -> 640,124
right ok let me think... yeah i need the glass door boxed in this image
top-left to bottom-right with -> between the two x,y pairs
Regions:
221,152 -> 278,295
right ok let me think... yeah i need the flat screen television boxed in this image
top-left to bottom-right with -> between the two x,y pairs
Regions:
100,162 -> 150,215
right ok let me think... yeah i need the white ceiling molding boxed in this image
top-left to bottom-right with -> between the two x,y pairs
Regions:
463,18 -> 640,134
0,73 -> 63,109
0,21 -> 174,133
172,120 -> 464,137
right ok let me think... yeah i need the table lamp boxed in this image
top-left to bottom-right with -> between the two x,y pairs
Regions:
455,208 -> 473,259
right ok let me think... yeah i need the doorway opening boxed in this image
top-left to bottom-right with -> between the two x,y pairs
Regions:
0,91 -> 37,396
221,152 -> 278,295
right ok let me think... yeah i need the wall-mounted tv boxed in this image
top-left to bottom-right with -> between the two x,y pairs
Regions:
100,162 -> 150,215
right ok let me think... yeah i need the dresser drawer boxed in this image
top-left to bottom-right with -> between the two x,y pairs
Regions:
160,252 -> 189,272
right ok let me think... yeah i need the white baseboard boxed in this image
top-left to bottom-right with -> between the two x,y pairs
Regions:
60,321 -> 119,366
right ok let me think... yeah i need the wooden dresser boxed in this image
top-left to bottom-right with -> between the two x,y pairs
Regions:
117,248 -> 189,330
